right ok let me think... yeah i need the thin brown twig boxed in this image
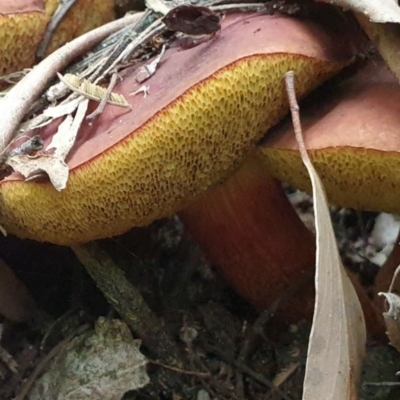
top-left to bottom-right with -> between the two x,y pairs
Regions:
107,20 -> 165,75
36,0 -> 79,60
0,346 -> 18,374
86,71 -> 120,120
148,359 -> 211,377
388,264 -> 400,293
283,71 -> 309,163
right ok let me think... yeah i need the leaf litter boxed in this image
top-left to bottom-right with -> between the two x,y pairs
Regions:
23,318 -> 149,400
6,99 -> 89,191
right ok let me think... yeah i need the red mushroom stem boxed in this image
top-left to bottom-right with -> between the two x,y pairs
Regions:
180,149 -> 386,336
179,152 -> 316,318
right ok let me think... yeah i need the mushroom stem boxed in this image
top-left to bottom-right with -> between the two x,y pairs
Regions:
179,152 -> 316,318
179,150 -> 386,336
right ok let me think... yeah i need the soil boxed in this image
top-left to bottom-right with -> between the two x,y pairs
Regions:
0,194 -> 399,400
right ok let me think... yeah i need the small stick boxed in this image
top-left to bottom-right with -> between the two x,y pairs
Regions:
0,345 -> 18,374
104,19 -> 165,76
148,359 -> 211,377
0,13 -> 142,156
388,264 -> 400,293
284,71 -> 309,162
86,71 -> 119,120
36,0 -> 79,60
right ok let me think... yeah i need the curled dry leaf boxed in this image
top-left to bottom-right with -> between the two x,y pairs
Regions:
145,0 -> 171,16
47,99 -> 89,160
20,97 -> 89,133
6,154 -> 69,192
28,318 -> 149,400
162,5 -> 221,36
379,291 -> 400,352
375,230 -> 400,309
7,100 -> 89,191
284,72 -> 366,400
136,45 -> 166,83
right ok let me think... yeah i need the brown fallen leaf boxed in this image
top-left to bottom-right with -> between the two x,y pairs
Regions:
284,71 -> 366,400
162,5 -> 221,36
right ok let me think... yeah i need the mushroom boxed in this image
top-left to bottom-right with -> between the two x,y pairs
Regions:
260,61 -> 400,323
0,0 -> 115,79
0,12 -> 357,315
261,62 -> 400,216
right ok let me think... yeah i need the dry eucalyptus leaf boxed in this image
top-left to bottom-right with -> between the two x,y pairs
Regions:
378,292 -> 400,351
47,98 -> 88,160
21,98 -> 82,133
44,97 -> 83,120
301,152 -> 366,399
284,72 -> 366,400
136,45 -> 166,83
28,318 -> 149,400
8,99 -> 89,191
318,0 -> 400,23
6,153 -> 68,191
145,0 -> 171,16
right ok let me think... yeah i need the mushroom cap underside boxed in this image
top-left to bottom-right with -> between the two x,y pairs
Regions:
262,63 -> 400,214
0,12 -> 356,245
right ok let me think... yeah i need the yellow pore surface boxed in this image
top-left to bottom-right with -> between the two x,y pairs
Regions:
0,55 -> 341,245
0,0 -> 114,78
262,147 -> 400,215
